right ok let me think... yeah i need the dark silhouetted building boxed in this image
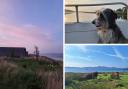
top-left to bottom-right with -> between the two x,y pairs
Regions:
0,47 -> 28,57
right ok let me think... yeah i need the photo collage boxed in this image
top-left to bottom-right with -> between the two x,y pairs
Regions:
0,0 -> 128,89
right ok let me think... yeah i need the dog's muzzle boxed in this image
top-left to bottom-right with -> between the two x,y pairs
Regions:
92,19 -> 101,27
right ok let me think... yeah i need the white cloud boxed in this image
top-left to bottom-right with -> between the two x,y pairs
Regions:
90,47 -> 128,61
65,53 -> 92,62
76,45 -> 88,53
112,47 -> 128,60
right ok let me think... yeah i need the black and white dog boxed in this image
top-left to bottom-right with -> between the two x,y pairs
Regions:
92,8 -> 127,43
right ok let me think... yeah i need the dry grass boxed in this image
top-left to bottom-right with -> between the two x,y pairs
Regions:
0,58 -> 63,89
37,68 -> 63,89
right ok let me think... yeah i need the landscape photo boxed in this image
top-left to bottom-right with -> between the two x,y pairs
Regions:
0,0 -> 63,89
65,45 -> 128,89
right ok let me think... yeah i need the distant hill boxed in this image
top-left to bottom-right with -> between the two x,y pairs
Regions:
65,66 -> 128,73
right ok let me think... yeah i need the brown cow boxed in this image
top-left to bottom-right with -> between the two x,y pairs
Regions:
111,72 -> 120,79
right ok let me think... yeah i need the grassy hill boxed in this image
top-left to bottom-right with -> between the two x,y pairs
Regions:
65,72 -> 128,89
0,57 -> 63,89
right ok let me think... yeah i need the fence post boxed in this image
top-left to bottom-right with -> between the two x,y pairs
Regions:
75,6 -> 79,23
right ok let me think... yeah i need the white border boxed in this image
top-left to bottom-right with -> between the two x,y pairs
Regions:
63,1 -> 128,89
65,44 -> 128,45
63,0 -> 65,89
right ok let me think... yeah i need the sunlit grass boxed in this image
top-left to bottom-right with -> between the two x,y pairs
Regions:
65,72 -> 128,89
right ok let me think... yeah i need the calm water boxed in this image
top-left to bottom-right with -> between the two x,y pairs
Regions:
65,0 -> 128,23
42,53 -> 63,60
65,67 -> 128,73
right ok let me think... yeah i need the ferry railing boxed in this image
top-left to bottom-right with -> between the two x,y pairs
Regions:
65,2 -> 128,23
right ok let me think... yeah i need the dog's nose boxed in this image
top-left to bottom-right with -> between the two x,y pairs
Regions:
92,20 -> 95,24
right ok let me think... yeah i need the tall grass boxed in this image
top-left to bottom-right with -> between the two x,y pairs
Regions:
0,58 -> 63,89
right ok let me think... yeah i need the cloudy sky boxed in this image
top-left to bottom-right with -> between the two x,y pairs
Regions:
65,45 -> 128,68
0,0 -> 63,54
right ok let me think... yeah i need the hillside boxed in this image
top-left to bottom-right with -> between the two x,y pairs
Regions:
65,72 -> 128,89
0,57 -> 63,89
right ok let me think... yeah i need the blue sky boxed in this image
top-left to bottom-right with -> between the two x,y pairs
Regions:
65,45 -> 128,68
0,0 -> 63,54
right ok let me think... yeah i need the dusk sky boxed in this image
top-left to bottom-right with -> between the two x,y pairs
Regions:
0,0 -> 63,54
65,45 -> 128,68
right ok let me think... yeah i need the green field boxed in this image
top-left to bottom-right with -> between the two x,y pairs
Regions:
0,58 -> 63,89
65,72 -> 128,89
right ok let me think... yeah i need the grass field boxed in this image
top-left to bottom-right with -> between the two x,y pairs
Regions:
0,57 -> 63,89
65,72 -> 128,89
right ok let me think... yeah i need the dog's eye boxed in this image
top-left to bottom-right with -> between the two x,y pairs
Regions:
100,14 -> 103,18
99,14 -> 104,20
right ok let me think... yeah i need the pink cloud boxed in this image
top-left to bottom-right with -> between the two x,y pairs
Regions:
0,23 -> 58,54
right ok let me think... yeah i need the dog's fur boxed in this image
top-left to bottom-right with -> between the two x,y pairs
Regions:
92,8 -> 127,43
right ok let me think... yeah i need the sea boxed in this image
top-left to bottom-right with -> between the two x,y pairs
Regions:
65,67 -> 128,73
41,53 -> 63,60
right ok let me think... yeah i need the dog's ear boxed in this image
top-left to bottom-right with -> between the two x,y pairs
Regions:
111,10 -> 117,19
105,9 -> 117,20
103,9 -> 118,28
113,12 -> 117,19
